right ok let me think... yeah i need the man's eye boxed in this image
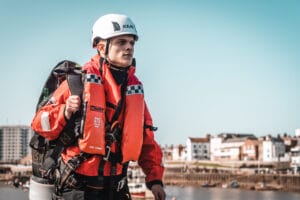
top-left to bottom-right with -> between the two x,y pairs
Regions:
118,40 -> 127,45
130,41 -> 135,46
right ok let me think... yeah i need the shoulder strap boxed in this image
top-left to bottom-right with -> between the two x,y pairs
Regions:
67,72 -> 83,96
110,79 -> 127,124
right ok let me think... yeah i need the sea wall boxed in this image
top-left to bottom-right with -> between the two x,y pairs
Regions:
163,172 -> 300,192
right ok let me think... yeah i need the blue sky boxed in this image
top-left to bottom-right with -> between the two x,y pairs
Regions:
0,0 -> 299,145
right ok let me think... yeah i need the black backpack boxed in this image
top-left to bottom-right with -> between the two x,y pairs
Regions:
29,60 -> 83,182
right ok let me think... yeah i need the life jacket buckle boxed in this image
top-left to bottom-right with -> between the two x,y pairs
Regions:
103,146 -> 111,161
105,133 -> 116,144
116,176 -> 127,192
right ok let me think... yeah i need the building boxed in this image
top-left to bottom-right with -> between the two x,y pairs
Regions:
291,146 -> 300,173
281,134 -> 298,153
262,135 -> 285,162
296,129 -> 300,137
161,144 -> 187,161
172,144 -> 187,161
161,145 -> 173,161
210,133 -> 256,161
241,138 -> 259,161
186,136 -> 210,161
0,125 -> 32,162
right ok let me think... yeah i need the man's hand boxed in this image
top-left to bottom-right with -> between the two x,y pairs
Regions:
65,95 -> 81,119
151,184 -> 166,200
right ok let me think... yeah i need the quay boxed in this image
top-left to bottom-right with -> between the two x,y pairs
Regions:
164,172 -> 300,192
163,160 -> 300,193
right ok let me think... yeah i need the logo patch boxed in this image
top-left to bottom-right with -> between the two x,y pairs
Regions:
94,117 -> 102,128
112,22 -> 121,31
123,24 -> 135,30
90,105 -> 105,112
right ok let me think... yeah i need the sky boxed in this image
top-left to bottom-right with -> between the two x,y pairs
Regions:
0,0 -> 299,145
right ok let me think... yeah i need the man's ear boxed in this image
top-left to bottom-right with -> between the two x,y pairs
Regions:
96,42 -> 105,55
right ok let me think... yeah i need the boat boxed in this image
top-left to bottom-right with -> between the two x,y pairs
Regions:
22,181 -> 30,191
201,182 -> 217,188
255,182 -> 282,191
127,162 -> 149,199
229,180 -> 240,188
128,182 -> 146,198
222,180 -> 240,189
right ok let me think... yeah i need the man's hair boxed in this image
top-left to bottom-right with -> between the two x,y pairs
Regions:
93,36 -> 101,48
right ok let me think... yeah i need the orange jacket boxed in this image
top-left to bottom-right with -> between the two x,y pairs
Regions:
31,55 -> 164,184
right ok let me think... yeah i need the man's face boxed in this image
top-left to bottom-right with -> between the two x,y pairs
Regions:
107,35 -> 135,67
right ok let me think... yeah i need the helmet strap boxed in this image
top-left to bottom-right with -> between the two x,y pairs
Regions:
104,39 -> 110,61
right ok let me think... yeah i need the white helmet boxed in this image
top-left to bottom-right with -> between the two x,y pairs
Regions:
92,14 -> 138,44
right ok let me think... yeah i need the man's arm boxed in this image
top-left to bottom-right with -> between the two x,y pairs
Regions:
138,103 -> 166,200
31,81 -> 71,140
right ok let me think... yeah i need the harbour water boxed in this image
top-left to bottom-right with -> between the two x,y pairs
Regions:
0,185 -> 299,200
165,186 -> 300,200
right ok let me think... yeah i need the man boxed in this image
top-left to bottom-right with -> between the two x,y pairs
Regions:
31,13 -> 166,200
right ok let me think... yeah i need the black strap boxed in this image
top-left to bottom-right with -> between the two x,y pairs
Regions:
144,124 -> 158,131
110,81 -> 127,124
104,39 -> 110,60
52,70 -> 84,154
67,72 -> 83,97
54,152 -> 92,197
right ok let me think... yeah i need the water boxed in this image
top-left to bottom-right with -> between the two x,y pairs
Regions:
165,186 -> 300,200
0,185 -> 299,200
0,185 -> 29,200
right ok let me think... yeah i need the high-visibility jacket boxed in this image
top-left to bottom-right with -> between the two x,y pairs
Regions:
31,54 -> 164,185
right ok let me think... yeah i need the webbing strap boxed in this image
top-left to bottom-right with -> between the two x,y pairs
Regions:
55,153 -> 92,196
110,80 -> 127,124
67,73 -> 83,97
43,72 -> 84,178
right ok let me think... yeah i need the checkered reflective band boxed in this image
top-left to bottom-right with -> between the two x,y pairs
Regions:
86,74 -> 101,84
126,84 -> 144,95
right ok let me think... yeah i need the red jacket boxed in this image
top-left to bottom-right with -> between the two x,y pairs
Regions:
31,55 -> 164,185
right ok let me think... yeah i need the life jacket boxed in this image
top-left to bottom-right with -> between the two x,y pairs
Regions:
64,55 -> 144,171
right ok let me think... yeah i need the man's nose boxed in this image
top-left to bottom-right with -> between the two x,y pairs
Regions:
125,42 -> 134,49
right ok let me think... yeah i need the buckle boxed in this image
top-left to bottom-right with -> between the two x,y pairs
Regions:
105,133 -> 116,144
103,146 -> 111,161
116,177 -> 126,192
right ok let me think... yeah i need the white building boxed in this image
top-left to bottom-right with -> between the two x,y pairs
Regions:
172,145 -> 187,161
186,137 -> 210,161
210,133 -> 256,161
262,135 -> 285,162
296,129 -> 300,137
291,146 -> 300,173
210,136 -> 222,161
0,125 -> 32,162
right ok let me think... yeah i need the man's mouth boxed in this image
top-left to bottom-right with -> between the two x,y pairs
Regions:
123,54 -> 132,59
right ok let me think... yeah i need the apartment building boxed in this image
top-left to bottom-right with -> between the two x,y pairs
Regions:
186,136 -> 210,161
0,125 -> 32,162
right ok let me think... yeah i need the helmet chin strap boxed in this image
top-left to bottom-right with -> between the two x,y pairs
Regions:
99,39 -> 110,75
104,39 -> 110,61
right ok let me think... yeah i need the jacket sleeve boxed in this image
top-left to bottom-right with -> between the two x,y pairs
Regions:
138,103 -> 164,189
31,81 -> 71,140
